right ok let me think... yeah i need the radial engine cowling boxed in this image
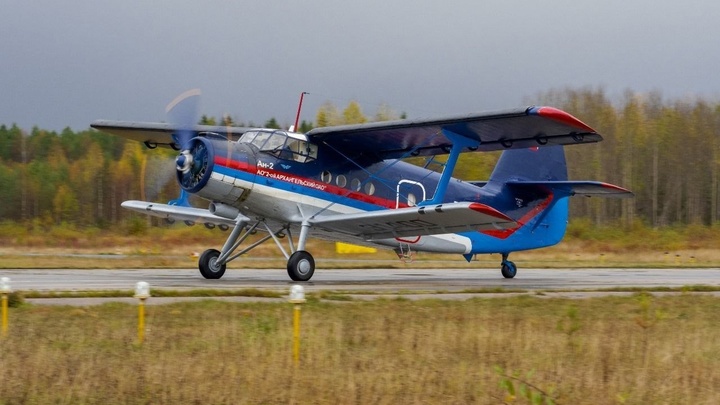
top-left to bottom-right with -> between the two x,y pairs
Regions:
176,137 -> 214,193
175,137 -> 254,204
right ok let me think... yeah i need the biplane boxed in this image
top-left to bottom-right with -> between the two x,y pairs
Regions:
92,90 -> 632,281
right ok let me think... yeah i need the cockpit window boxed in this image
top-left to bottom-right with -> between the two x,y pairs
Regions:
239,131 -> 258,143
264,132 -> 287,152
239,130 -> 318,162
246,131 -> 271,149
286,140 -> 318,163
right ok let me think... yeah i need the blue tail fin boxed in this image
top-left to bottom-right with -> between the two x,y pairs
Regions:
489,145 -> 568,184
479,146 -> 570,251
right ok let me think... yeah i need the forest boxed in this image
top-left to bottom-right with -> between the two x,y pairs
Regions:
0,88 -> 719,232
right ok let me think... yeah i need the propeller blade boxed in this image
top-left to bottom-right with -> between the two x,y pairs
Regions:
165,88 -> 201,150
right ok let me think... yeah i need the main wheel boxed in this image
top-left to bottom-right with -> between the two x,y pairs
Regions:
287,251 -> 315,281
501,260 -> 517,279
199,249 -> 226,279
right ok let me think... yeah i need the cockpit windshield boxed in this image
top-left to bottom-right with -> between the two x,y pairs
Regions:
239,130 -> 318,163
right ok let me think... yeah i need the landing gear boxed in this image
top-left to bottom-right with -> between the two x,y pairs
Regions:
500,253 -> 517,279
287,251 -> 315,281
199,249 -> 226,279
195,217 -> 317,281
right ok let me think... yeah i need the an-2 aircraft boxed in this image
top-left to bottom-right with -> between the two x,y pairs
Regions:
92,90 -> 632,281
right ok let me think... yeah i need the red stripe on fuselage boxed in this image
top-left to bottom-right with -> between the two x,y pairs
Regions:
215,156 -> 256,173
213,156 -> 403,210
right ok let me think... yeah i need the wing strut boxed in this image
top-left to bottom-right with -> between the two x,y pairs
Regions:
421,129 -> 479,206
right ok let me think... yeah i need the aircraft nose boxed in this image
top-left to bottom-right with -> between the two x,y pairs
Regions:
176,137 -> 215,193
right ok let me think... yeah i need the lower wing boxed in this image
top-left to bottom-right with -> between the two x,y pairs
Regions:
121,200 -> 248,227
309,202 -> 516,241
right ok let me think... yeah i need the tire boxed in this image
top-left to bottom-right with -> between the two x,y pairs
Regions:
501,260 -> 517,279
287,251 -> 315,281
199,249 -> 226,279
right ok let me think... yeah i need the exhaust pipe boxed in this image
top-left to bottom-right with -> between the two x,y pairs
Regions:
209,202 -> 240,219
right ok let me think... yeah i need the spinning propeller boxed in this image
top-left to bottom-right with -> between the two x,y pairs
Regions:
165,89 -> 214,197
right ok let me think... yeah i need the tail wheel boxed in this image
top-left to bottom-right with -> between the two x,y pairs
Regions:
501,260 -> 517,279
199,249 -> 226,279
287,251 -> 315,281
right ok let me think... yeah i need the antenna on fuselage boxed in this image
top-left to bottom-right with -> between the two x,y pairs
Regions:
292,91 -> 309,132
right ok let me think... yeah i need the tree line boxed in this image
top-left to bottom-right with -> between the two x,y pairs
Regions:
0,89 -> 718,229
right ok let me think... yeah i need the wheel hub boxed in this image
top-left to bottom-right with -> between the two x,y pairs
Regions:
209,257 -> 222,273
297,259 -> 311,275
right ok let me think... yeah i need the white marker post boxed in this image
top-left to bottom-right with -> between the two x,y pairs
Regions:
0,277 -> 11,338
134,282 -> 150,344
289,285 -> 306,366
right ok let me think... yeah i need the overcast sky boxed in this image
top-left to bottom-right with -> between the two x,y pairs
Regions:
1,0 -> 718,131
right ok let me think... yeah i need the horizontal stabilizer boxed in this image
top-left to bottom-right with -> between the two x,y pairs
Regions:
507,181 -> 634,198
309,202 -> 516,241
121,200 -> 248,227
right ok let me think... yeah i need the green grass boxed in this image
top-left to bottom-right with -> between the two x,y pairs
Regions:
2,295 -> 720,404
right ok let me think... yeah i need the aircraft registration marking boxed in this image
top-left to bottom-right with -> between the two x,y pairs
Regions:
256,169 -> 328,191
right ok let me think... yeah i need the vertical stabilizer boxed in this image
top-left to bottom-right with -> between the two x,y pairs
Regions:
488,145 -> 568,184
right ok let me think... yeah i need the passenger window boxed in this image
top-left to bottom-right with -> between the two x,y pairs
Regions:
351,178 -> 361,191
321,171 -> 332,183
336,175 -> 347,188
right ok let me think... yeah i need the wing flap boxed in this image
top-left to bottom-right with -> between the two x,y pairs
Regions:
121,200 -> 248,227
91,120 -> 253,149
507,181 -> 634,198
309,202 -> 516,240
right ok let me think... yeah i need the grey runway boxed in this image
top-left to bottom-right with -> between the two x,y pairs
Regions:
3,268 -> 720,293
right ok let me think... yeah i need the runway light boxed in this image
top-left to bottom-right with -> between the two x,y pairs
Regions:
135,281 -> 150,299
0,277 -> 11,294
1,277 -> 10,338
289,284 -> 306,303
134,281 -> 150,344
289,284 -> 306,366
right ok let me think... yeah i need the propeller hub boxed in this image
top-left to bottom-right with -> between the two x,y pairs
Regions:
176,150 -> 194,173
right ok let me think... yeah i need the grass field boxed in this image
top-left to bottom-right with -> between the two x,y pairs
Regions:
1,294 -> 720,404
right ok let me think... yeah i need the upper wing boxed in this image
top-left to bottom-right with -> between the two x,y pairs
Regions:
306,106 -> 601,160
90,120 -> 254,149
308,202 -> 516,241
121,200 -> 248,227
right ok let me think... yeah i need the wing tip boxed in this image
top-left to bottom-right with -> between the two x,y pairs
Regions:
528,106 -> 596,133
